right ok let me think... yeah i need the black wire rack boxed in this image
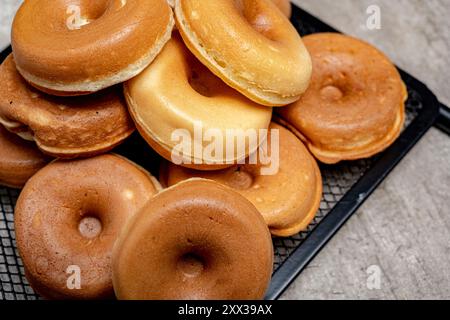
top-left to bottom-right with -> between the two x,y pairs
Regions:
0,5 -> 448,300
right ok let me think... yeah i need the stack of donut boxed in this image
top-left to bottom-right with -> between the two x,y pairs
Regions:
0,0 -> 406,300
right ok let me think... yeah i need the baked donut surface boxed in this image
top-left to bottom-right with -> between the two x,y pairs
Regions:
0,125 -> 51,188
113,179 -> 273,300
271,0 -> 292,17
161,123 -> 322,237
277,33 -> 407,164
0,55 -> 134,158
125,34 -> 272,170
14,154 -> 161,300
12,0 -> 174,95
175,0 -> 311,106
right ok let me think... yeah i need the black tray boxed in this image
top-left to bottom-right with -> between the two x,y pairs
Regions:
0,5 -> 448,300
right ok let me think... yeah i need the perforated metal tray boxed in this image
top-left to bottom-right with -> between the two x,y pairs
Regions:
0,5 -> 445,300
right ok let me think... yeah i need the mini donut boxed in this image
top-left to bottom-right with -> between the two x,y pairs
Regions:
175,0 -> 312,106
277,33 -> 407,164
0,125 -> 51,188
0,55 -> 134,158
161,123 -> 322,237
112,179 -> 273,300
271,0 -> 292,18
15,154 -> 161,300
12,0 -> 174,96
124,34 -> 272,170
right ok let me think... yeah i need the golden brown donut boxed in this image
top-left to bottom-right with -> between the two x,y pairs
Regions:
125,34 -> 272,170
277,33 -> 407,164
175,0 -> 311,106
12,0 -> 174,96
15,154 -> 161,300
271,0 -> 292,18
112,179 -> 273,300
0,125 -> 51,188
161,123 -> 322,237
0,55 -> 134,158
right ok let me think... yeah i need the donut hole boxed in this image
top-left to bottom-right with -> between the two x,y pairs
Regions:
177,252 -> 205,277
188,62 -> 227,98
65,1 -> 112,30
320,85 -> 344,101
188,70 -> 213,97
248,14 -> 276,40
78,216 -> 102,239
319,68 -> 360,101
226,166 -> 254,190
235,1 -> 278,41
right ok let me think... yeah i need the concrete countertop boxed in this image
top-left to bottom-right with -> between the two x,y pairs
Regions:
0,0 -> 449,300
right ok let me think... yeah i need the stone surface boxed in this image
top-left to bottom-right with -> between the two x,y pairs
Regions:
0,0 -> 449,300
0,0 -> 21,49
283,0 -> 450,300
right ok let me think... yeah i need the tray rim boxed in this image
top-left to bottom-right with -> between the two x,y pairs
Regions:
265,5 -> 441,300
436,103 -> 450,135
0,4 -> 444,301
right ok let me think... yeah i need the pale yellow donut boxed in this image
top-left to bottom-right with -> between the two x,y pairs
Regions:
124,34 -> 272,170
175,0 -> 312,107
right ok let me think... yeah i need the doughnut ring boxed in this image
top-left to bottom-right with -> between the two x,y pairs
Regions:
277,33 -> 407,164
0,55 -> 135,158
124,34 -> 272,170
15,154 -> 161,299
12,0 -> 174,96
175,0 -> 312,106
161,123 -> 322,237
112,179 -> 273,300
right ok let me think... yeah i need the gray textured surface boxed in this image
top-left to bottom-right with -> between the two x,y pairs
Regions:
284,0 -> 450,300
0,0 -> 449,300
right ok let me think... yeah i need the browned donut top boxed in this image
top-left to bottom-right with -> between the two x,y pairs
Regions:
14,154 -> 160,300
113,179 -> 273,300
0,125 -> 51,188
277,33 -> 406,163
161,123 -> 323,237
0,55 -> 134,158
12,0 -> 174,94
175,0 -> 312,106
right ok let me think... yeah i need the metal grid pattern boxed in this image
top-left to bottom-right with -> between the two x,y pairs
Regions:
273,85 -> 422,270
0,11 -> 425,300
0,188 -> 37,300
272,159 -> 374,269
